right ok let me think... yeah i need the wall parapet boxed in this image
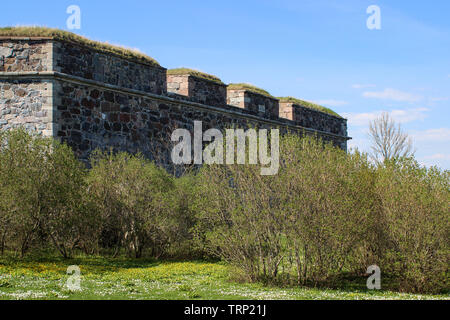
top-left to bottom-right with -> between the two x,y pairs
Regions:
279,100 -> 347,137
167,69 -> 227,107
227,86 -> 279,121
1,38 -> 167,95
0,33 -> 351,162
0,70 -> 350,141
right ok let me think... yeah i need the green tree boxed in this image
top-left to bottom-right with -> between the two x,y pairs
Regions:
0,129 -> 86,258
87,151 -> 176,258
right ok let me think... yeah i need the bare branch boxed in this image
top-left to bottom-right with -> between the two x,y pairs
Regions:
368,112 -> 414,163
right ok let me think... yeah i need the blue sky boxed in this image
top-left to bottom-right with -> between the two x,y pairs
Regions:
1,0 -> 449,168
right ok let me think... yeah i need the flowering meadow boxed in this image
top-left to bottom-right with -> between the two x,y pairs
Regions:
0,257 -> 447,300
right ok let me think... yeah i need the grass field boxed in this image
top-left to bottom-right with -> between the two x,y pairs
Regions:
0,257 -> 447,300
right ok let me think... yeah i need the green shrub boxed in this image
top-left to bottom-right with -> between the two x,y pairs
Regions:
0,129 -> 87,258
164,172 -> 205,259
195,162 -> 286,282
278,135 -> 377,285
0,129 -> 447,294
86,150 -> 177,258
375,159 -> 449,293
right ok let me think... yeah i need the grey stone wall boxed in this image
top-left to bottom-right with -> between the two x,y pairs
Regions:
53,41 -> 166,95
167,74 -> 227,107
0,37 -> 350,166
0,40 -> 53,72
55,79 -> 328,162
227,90 -> 280,120
280,102 -> 347,137
0,79 -> 53,136
167,74 -> 189,96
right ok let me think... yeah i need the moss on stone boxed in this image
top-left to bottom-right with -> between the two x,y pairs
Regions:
167,68 -> 224,84
227,83 -> 273,98
277,96 -> 342,118
0,26 -> 161,67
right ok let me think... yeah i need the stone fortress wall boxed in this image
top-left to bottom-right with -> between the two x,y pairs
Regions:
0,35 -> 350,165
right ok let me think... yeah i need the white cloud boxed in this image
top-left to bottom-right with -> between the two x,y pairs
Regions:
425,153 -> 450,160
362,88 -> 423,103
412,128 -> 450,142
342,108 -> 429,126
429,97 -> 449,102
314,99 -> 348,107
419,153 -> 450,169
342,112 -> 378,126
352,84 -> 376,89
347,137 -> 370,152
390,108 -> 429,123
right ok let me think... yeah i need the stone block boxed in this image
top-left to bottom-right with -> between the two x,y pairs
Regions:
227,88 -> 279,120
167,73 -> 227,107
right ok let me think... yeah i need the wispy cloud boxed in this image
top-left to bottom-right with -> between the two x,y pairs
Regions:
424,153 -> 450,160
412,128 -> 450,142
343,108 -> 429,126
347,137 -> 370,151
362,88 -> 423,103
352,84 -> 376,89
390,108 -> 429,123
419,153 -> 450,169
314,99 -> 348,107
429,97 -> 449,102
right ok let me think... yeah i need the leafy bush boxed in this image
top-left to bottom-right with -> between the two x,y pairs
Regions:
0,129 -> 87,258
194,134 -> 449,293
86,150 -> 177,258
195,135 -> 377,284
195,162 -> 286,282
278,135 -> 378,285
0,129 -> 447,294
165,173 -> 205,258
375,159 -> 449,293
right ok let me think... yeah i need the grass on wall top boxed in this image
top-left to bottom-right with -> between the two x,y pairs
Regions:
278,96 -> 342,118
227,83 -> 273,98
167,68 -> 224,84
0,26 -> 161,67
